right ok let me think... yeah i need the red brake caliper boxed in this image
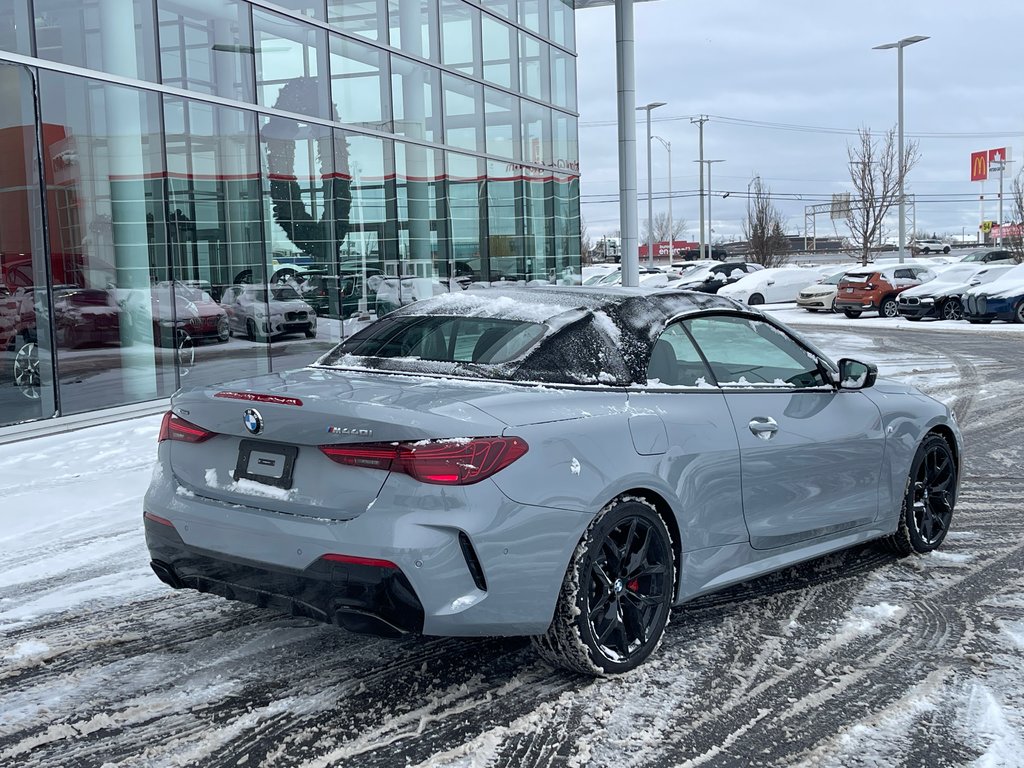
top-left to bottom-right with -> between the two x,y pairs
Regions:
627,578 -> 640,592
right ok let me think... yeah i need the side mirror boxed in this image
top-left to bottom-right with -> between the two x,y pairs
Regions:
968,278 -> 981,286
703,275 -> 715,282
837,358 -> 878,390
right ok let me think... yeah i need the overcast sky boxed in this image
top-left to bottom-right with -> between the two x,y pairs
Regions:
574,0 -> 1024,244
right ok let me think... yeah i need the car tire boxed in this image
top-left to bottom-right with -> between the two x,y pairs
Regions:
806,308 -> 819,313
246,318 -> 259,342
886,434 -> 957,556
748,293 -> 765,306
942,299 -> 964,322
217,316 -> 230,343
922,247 -> 931,254
942,246 -> 951,254
879,297 -> 898,318
1015,300 -> 1024,325
843,309 -> 862,318
304,326 -> 316,339
13,336 -> 41,401
531,496 -> 675,676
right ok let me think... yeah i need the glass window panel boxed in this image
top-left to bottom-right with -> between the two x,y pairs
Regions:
253,8 -> 330,120
164,97 -> 270,383
0,0 -> 32,55
328,0 -> 386,41
447,152 -> 485,284
0,63 -> 54,425
394,141 -> 445,287
523,176 -> 551,280
38,71 -> 176,414
388,0 -> 437,60
271,0 -> 327,21
548,0 -> 573,49
442,73 -> 483,153
480,0 -> 513,20
33,0 -> 158,81
158,0 -> 255,102
339,131 -> 396,319
486,159 -> 523,282
552,172 -> 580,284
481,15 -> 516,89
519,33 -> 548,101
484,87 -> 519,160
391,55 -> 442,143
441,0 -> 480,77
550,47 -> 576,110
260,115 -> 347,365
520,99 -> 550,165
552,110 -> 577,168
330,35 -> 390,126
517,0 -> 545,36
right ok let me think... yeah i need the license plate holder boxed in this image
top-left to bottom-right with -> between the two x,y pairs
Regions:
234,439 -> 298,489
846,287 -> 854,293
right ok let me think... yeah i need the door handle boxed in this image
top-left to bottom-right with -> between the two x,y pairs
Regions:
748,417 -> 779,440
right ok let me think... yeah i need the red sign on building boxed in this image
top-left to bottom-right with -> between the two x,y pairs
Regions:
971,151 -> 988,182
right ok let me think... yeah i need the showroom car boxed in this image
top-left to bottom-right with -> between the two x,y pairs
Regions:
835,264 -> 937,318
220,283 -> 317,341
897,264 -> 1015,321
962,263 -> 1024,324
145,287 -> 961,675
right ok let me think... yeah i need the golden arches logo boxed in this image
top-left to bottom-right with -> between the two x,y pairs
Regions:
971,152 -> 988,181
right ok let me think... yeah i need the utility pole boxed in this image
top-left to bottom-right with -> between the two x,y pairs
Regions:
654,135 -> 672,261
691,115 -> 708,258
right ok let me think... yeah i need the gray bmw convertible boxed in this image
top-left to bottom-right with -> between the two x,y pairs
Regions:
144,287 -> 961,674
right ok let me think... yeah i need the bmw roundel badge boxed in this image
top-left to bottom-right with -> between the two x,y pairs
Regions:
243,408 -> 264,435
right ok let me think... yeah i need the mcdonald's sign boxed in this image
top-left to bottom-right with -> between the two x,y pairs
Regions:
971,151 -> 988,182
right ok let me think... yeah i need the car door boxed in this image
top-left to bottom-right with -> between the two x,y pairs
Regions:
684,313 -> 885,550
629,321 -> 746,551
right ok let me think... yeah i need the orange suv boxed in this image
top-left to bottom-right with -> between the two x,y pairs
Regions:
834,264 -> 936,318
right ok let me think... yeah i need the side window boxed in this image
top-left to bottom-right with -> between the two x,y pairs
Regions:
893,268 -> 914,281
684,315 -> 830,389
646,322 -> 713,387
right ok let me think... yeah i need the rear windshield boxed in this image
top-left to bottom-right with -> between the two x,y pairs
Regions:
841,273 -> 874,284
324,315 -> 547,366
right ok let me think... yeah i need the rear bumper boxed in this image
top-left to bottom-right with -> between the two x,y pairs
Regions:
146,516 -> 424,635
834,298 -> 878,311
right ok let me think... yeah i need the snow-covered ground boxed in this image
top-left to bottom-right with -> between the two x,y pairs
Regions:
765,303 -> 1024,335
1,325 -> 1022,767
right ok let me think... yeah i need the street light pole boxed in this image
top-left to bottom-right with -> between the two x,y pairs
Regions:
637,101 -> 666,267
691,115 -> 708,257
746,174 -> 760,237
695,159 -> 725,253
874,35 -> 928,265
654,135 -> 671,261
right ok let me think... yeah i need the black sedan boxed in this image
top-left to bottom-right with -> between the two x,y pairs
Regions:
897,264 -> 1015,321
675,262 -> 764,294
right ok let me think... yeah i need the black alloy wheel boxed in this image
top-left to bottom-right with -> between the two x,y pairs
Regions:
942,298 -> 964,321
532,498 -> 674,675
1015,300 -> 1024,324
748,293 -> 765,306
888,434 -> 957,556
879,297 -> 899,318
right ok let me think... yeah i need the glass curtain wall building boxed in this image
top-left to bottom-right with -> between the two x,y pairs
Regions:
0,0 -> 580,429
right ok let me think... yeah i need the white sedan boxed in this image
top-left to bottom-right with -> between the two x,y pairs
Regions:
718,267 -> 834,305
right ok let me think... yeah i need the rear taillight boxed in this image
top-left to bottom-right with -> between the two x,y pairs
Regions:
158,411 -> 217,443
319,437 -> 528,485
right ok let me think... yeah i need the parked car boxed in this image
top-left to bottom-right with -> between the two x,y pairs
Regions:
582,265 -> 620,285
674,261 -> 764,294
910,239 -> 951,255
668,260 -> 719,275
591,267 -> 667,286
835,264 -> 936,318
797,269 -> 850,312
52,287 -> 123,348
151,282 -> 230,344
220,284 -> 317,341
897,264 -> 1015,321
144,287 -> 961,675
718,267 -> 830,305
959,249 -> 1016,265
962,264 -> 1024,324
676,246 -> 730,260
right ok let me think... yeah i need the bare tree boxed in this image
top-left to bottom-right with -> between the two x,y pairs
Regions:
641,212 -> 687,247
1010,170 -> 1024,264
743,177 -> 789,267
845,126 -> 919,265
